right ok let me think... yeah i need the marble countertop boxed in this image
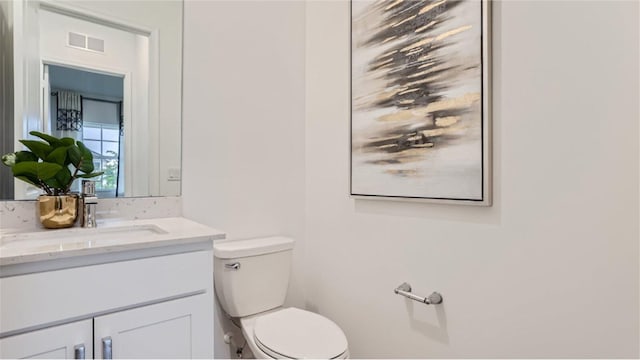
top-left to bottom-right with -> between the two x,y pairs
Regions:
0,217 -> 226,266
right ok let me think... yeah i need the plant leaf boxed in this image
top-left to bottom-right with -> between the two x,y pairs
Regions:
29,131 -> 61,146
68,146 -> 82,167
60,137 -> 75,146
55,166 -> 72,189
45,146 -> 69,166
12,161 -> 62,181
19,140 -> 52,160
44,178 -> 63,190
75,141 -> 94,173
11,161 -> 38,177
77,171 -> 104,178
15,151 -> 38,163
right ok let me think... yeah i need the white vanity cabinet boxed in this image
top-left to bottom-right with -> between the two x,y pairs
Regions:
1,293 -> 209,359
0,319 -> 93,359
0,239 -> 216,359
93,295 -> 208,359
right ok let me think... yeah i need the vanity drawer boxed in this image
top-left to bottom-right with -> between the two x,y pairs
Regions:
0,250 -> 213,336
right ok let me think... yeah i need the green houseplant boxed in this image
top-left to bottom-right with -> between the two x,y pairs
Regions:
2,131 -> 104,228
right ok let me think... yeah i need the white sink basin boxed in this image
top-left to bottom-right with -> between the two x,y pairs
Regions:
0,225 -> 167,256
2,224 -> 166,242
0,217 -> 225,266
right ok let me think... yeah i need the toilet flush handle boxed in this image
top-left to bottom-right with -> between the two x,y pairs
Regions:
225,262 -> 241,270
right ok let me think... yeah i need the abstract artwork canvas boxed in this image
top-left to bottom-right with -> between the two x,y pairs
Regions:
351,0 -> 491,205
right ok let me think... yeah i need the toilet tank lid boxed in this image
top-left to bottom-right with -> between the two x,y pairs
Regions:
214,236 -> 294,259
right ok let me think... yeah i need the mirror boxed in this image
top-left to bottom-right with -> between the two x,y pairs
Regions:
0,0 -> 182,200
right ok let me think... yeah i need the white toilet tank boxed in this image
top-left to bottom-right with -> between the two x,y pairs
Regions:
214,237 -> 294,317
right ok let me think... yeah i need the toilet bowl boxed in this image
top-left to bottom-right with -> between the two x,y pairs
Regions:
240,308 -> 349,359
214,237 -> 349,359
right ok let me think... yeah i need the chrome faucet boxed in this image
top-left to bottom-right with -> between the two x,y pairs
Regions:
80,180 -> 98,228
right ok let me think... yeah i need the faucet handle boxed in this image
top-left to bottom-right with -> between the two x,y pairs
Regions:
80,180 -> 98,228
83,195 -> 98,205
82,180 -> 96,196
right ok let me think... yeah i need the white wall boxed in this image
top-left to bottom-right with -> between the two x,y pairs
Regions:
182,0 -> 638,358
305,0 -> 639,358
181,1 -> 306,359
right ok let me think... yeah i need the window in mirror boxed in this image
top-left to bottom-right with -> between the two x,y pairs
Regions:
47,64 -> 125,198
82,121 -> 122,198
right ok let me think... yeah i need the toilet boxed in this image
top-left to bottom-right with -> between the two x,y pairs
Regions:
214,237 -> 349,359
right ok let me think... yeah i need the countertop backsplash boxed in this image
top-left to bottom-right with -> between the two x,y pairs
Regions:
0,197 -> 183,231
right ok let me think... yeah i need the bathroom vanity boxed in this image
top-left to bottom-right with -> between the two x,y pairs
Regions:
0,217 -> 225,359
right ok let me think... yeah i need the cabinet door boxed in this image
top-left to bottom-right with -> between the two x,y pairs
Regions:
94,294 -> 213,359
0,319 -> 92,359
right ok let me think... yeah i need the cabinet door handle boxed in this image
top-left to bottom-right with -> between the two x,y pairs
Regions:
74,344 -> 85,359
102,336 -> 113,359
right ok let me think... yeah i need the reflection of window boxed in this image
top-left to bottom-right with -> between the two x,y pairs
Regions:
82,122 -> 119,193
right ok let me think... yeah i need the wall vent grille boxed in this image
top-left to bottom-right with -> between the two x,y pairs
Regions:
68,32 -> 86,48
87,37 -> 105,52
67,32 -> 105,53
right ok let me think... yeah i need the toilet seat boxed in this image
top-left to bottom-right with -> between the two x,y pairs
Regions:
252,308 -> 348,359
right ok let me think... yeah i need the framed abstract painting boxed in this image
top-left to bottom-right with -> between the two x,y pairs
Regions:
351,0 -> 492,205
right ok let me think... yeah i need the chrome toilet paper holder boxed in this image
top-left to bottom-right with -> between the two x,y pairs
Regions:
394,282 -> 443,305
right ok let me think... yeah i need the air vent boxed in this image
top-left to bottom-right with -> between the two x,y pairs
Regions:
87,37 -> 105,52
68,32 -> 86,48
67,32 -> 105,53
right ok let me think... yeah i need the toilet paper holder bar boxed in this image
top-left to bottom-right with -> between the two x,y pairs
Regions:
394,282 -> 443,305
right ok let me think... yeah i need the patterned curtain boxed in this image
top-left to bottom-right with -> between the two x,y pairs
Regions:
56,91 -> 82,131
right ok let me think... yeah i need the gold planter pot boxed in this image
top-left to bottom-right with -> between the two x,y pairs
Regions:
38,194 -> 79,229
